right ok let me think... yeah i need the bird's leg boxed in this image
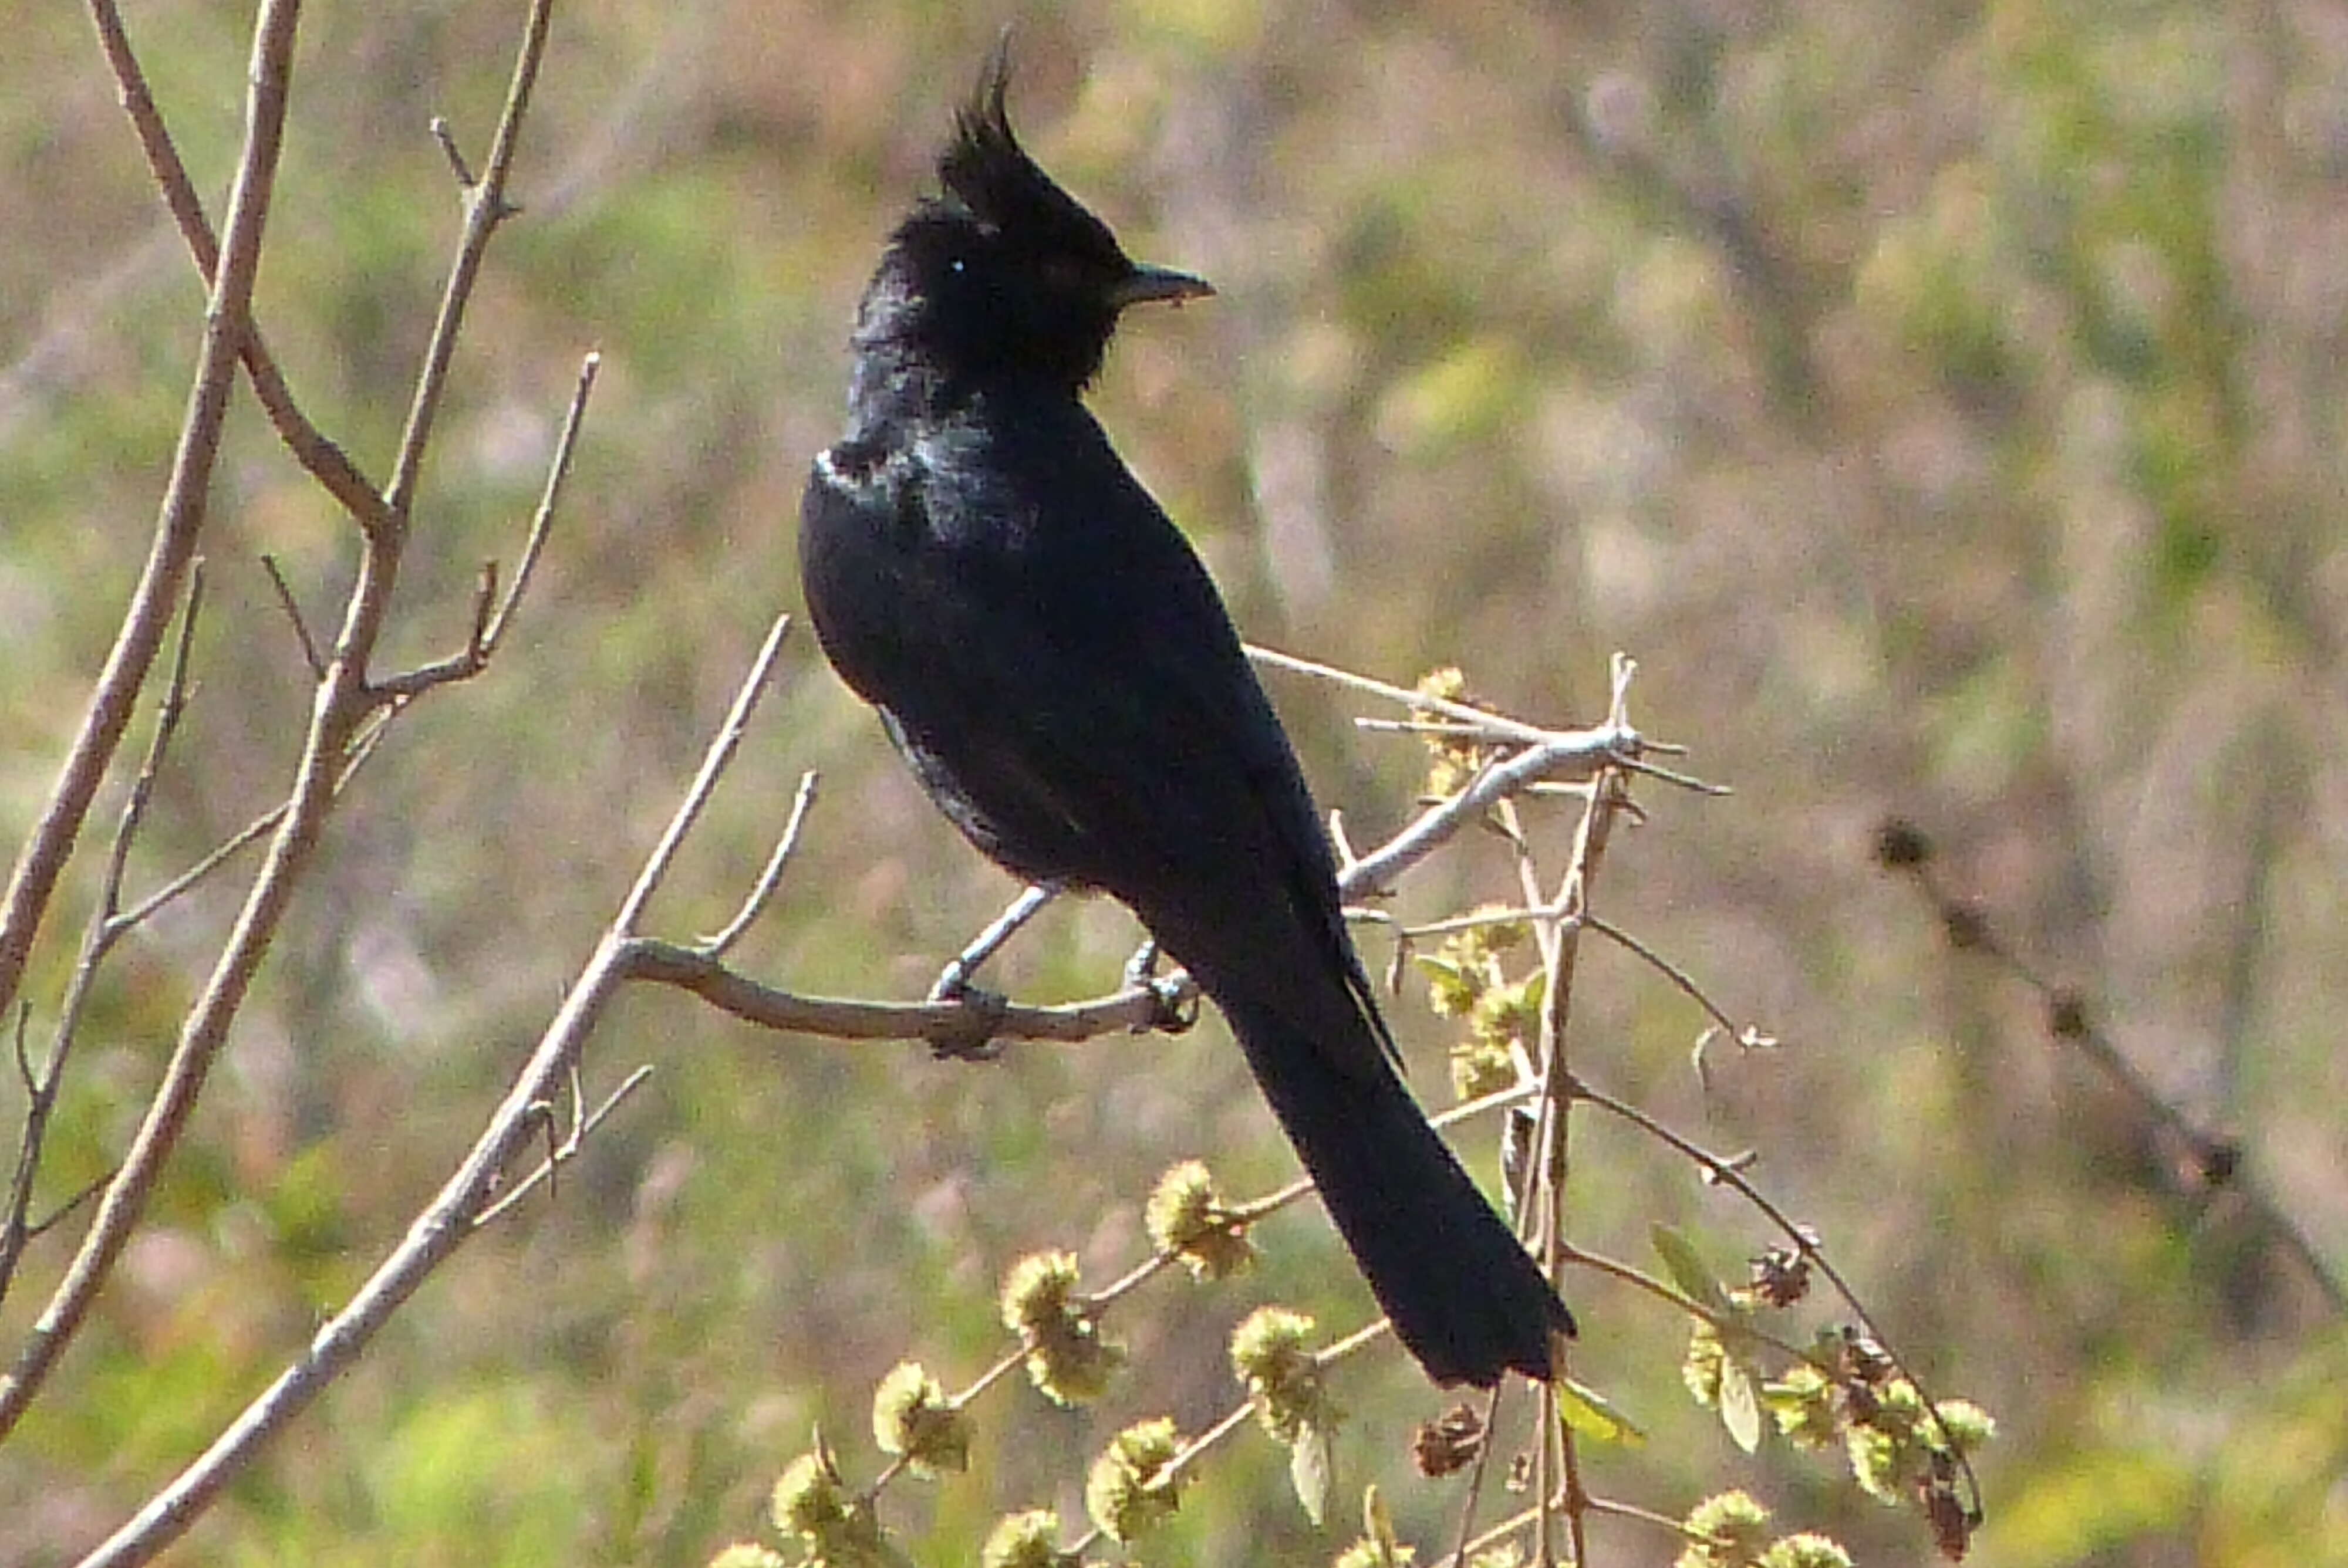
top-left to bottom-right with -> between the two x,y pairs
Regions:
927,881 -> 1060,1059
932,881 -> 1061,1001
1123,938 -> 1202,1036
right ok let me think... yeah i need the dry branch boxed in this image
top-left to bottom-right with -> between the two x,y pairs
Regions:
70,611 -> 794,1568
0,0 -> 296,1033
9,0 -> 576,1485
0,0 -> 304,1437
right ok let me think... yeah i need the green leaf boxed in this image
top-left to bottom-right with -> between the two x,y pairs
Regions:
1288,1422 -> 1332,1527
1554,1378 -> 1647,1446
1651,1223 -> 1735,1316
1364,1483 -> 1397,1549
1719,1357 -> 1763,1454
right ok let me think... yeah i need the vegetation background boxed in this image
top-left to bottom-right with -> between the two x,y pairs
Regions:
3,0 -> 2344,1562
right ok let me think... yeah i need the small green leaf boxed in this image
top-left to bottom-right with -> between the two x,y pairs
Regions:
1554,1378 -> 1647,1446
1651,1223 -> 1735,1316
1288,1422 -> 1332,1527
1719,1358 -> 1762,1454
1364,1484 -> 1397,1550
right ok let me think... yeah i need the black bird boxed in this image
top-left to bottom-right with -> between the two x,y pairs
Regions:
798,55 -> 1574,1387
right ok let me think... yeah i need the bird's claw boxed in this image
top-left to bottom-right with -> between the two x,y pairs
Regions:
1121,938 -> 1197,1033
927,971 -> 1009,1060
929,955 -> 977,1005
1142,971 -> 1200,1036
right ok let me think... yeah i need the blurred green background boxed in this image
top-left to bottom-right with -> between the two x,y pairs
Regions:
4,0 -> 2346,1562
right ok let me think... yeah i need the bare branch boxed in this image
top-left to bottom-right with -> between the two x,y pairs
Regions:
613,614 -> 794,934
365,350 -> 601,704
23,1170 -> 113,1243
430,115 -> 478,190
626,940 -> 1190,1047
7,0 -> 571,1459
383,0 -> 555,518
1249,642 -> 1551,744
482,350 -> 599,653
0,0 -> 303,1434
1877,816 -> 2345,1320
258,555 -> 326,678
698,771 -> 819,958
0,0 -> 296,1032
1585,913 -> 1767,1052
112,712 -> 394,935
926,881 -> 1061,1006
83,0 -> 393,533
471,1065 -> 655,1228
70,584 -> 780,1567
1339,718 -> 1644,899
0,560 -> 209,1307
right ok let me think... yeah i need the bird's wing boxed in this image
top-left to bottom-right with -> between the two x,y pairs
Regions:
800,408 -> 1394,1073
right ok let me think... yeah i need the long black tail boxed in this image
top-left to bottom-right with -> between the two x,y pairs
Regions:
1212,985 -> 1575,1388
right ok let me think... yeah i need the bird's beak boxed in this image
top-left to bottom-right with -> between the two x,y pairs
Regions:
1109,263 -> 1215,310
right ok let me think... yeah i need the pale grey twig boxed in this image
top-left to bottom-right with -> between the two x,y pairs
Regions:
698,770 -> 819,958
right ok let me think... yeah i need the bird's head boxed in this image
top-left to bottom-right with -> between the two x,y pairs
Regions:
857,49 -> 1213,393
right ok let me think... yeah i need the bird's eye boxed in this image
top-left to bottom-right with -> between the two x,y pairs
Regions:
949,258 -> 966,275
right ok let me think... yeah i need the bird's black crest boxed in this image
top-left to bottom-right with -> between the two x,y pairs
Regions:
935,46 -> 1120,259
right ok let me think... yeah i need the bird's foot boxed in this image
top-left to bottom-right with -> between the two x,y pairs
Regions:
927,969 -> 1010,1060
929,951 -> 981,1006
1123,940 -> 1200,1035
1144,972 -> 1200,1035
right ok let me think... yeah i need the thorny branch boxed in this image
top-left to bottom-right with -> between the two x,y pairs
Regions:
1876,817 -> 2345,1318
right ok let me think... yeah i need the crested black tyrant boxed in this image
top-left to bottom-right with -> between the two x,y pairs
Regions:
798,52 -> 1574,1387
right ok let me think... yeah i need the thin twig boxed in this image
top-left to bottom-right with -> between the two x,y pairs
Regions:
615,614 -> 792,935
1440,1488 -> 1711,1568
365,350 -> 601,704
1572,1074 -> 1985,1526
1585,913 -> 1767,1049
0,0 -> 295,1038
1882,824 -> 2344,1317
23,1170 -> 114,1243
1553,1241 -> 1820,1367
83,0 -> 392,533
483,350 -> 598,653
73,455 -> 747,1568
1,0 -> 321,1449
1339,721 -> 1644,900
0,564 -> 208,1308
1446,1377 -> 1513,1567
111,715 -> 392,935
23,0 -> 568,1495
1249,643 -> 1553,744
698,770 -> 819,957
470,1065 -> 656,1227
0,0 -> 301,1436
258,555 -> 325,678
430,115 -> 478,188
382,0 -> 551,519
